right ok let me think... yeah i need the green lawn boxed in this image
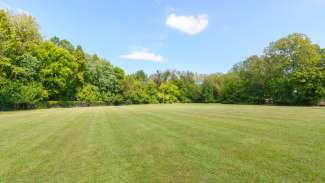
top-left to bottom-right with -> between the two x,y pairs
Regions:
0,104 -> 325,183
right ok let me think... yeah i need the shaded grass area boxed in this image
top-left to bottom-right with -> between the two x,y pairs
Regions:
0,104 -> 324,182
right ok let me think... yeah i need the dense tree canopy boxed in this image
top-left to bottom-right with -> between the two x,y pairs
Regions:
0,10 -> 324,109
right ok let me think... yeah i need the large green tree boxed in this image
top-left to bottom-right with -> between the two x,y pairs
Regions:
265,33 -> 325,105
230,56 -> 268,104
36,41 -> 81,100
0,10 -> 47,106
84,55 -> 122,103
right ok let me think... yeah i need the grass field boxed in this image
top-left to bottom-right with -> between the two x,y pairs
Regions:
0,104 -> 324,183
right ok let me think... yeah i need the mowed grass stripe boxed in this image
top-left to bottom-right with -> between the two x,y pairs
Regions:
1,109 -> 92,182
121,107 -> 232,182
0,109 -> 78,149
113,105 -> 325,182
0,104 -> 325,183
135,104 -> 325,144
116,107 -> 216,182
121,106 -> 284,182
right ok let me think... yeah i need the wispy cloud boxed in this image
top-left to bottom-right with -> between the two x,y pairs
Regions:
0,2 -> 30,15
166,13 -> 208,35
121,49 -> 164,63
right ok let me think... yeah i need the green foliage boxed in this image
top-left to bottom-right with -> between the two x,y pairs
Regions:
144,81 -> 159,104
219,73 -> 246,104
121,76 -> 156,104
76,84 -> 101,102
1,9 -> 324,108
36,41 -> 80,100
113,67 -> 125,80
229,56 -> 268,104
158,82 -> 181,103
291,67 -> 325,105
265,33 -> 324,105
133,70 -> 147,81
200,74 -> 223,103
218,33 -> 325,105
0,79 -> 47,105
84,55 -> 120,98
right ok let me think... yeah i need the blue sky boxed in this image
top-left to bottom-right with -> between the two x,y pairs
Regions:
1,0 -> 325,74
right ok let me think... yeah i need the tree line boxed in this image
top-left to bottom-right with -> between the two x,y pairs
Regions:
0,10 -> 325,109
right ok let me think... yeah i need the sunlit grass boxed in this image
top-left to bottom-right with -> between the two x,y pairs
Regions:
0,104 -> 324,182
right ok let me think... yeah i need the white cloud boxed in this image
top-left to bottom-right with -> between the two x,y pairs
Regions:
166,13 -> 208,35
121,50 -> 164,63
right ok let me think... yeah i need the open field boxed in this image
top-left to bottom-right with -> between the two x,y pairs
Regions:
0,104 -> 325,183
